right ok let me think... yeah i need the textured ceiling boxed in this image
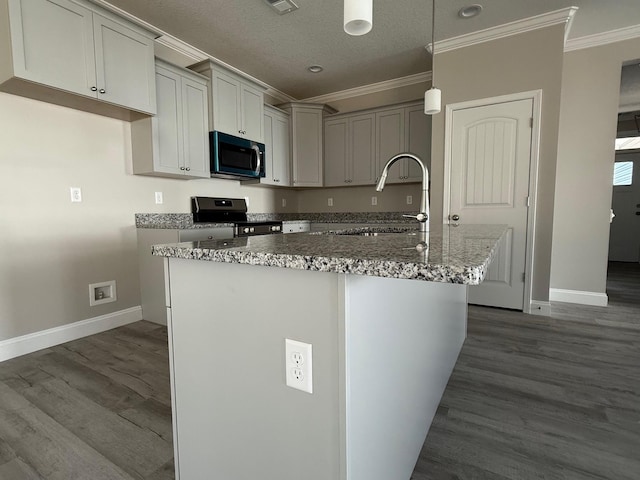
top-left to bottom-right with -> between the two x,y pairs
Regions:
101,0 -> 640,99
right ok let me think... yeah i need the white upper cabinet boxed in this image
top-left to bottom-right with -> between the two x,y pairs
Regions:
131,60 -> 209,179
325,113 -> 376,187
323,101 -> 431,187
280,103 -> 336,188
0,0 -> 156,116
262,105 -> 291,186
92,14 -> 156,114
376,103 -> 431,184
190,60 -> 265,143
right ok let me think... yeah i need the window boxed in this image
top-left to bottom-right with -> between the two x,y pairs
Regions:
613,161 -> 633,186
615,136 -> 640,151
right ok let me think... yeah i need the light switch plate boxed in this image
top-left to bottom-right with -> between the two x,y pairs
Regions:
328,197 -> 334,207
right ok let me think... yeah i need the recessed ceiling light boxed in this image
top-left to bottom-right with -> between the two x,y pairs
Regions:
307,65 -> 324,73
458,4 -> 482,18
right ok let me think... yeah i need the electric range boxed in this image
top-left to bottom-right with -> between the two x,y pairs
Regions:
191,196 -> 282,237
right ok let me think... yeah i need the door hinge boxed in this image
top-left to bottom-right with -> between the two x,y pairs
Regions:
530,117 -> 534,128
526,196 -> 530,207
522,272 -> 526,282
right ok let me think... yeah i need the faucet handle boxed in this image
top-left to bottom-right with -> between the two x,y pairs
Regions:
402,213 -> 428,222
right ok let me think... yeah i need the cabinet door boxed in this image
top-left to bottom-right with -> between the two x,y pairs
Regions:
182,77 -> 210,178
212,70 -> 241,136
9,0 -> 96,96
324,118 -> 348,187
405,106 -> 431,182
93,14 -> 155,114
349,113 -> 376,185
271,112 -> 290,186
153,66 -> 183,176
263,108 -> 290,186
292,108 -> 324,187
241,83 -> 264,142
376,108 -> 405,184
263,112 -> 275,185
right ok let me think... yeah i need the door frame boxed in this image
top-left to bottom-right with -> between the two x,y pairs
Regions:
443,90 -> 543,314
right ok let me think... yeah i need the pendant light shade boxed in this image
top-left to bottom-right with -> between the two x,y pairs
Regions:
424,0 -> 441,115
344,0 -> 372,36
424,87 -> 441,115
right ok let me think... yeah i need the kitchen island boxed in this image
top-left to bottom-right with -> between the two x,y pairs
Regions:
153,224 -> 506,480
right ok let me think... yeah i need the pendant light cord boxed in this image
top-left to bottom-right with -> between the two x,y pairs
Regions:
431,0 -> 436,88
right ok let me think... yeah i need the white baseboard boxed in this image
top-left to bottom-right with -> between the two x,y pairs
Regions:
0,306 -> 143,363
549,288 -> 608,307
528,300 -> 551,316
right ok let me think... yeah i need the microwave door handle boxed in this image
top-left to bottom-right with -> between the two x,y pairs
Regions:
252,145 -> 261,176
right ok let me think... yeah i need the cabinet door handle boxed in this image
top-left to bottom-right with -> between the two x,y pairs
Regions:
186,167 -> 190,171
180,166 -> 185,170
90,86 -> 97,92
99,89 -> 106,94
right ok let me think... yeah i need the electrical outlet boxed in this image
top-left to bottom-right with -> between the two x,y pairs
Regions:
285,339 -> 313,394
155,192 -> 163,204
406,195 -> 413,205
70,187 -> 82,203
282,198 -> 287,207
328,197 -> 334,207
371,196 -> 377,206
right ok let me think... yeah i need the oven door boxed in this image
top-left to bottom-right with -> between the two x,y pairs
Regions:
211,131 -> 265,178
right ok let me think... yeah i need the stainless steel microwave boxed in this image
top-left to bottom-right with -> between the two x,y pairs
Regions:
210,131 -> 265,179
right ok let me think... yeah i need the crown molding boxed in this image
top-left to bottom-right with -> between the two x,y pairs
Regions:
565,24 -> 640,52
301,71 -> 432,104
426,7 -> 578,55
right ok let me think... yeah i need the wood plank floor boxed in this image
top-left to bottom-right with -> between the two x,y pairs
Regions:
0,261 -> 638,479
412,261 -> 640,480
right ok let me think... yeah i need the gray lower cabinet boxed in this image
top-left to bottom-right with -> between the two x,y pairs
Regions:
137,227 -> 233,325
131,60 -> 210,179
0,0 -> 157,117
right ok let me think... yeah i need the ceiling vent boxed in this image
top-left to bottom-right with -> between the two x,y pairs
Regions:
264,0 -> 299,15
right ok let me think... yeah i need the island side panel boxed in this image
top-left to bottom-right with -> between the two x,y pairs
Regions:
344,275 -> 467,480
166,258 -> 343,480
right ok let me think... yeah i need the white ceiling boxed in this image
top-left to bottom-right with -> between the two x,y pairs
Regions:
101,0 -> 640,100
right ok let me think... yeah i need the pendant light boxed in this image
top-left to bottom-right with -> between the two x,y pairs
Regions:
424,0 -> 441,115
344,0 -> 373,36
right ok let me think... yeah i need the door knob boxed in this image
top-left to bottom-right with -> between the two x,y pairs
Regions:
450,214 -> 460,221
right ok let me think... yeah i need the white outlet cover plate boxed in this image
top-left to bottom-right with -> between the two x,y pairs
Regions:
155,192 -> 163,204
285,339 -> 313,394
70,187 -> 82,203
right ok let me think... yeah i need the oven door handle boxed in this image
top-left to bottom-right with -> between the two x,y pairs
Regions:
252,145 -> 262,176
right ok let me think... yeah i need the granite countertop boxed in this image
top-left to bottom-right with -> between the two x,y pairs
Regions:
135,212 -> 416,229
151,224 -> 507,285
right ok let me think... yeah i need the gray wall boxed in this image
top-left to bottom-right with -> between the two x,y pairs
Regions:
0,92 -> 297,341
551,36 -> 640,296
430,24 -> 566,304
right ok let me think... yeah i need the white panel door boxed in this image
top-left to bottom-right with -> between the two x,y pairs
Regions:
449,99 -> 533,310
609,155 -> 640,262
